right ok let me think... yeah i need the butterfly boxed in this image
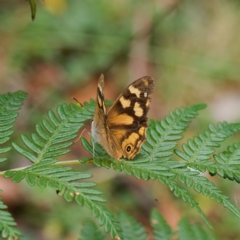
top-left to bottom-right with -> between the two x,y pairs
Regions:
91,74 -> 154,160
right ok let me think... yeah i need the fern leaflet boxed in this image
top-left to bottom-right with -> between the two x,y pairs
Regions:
79,220 -> 105,240
0,195 -> 22,240
151,209 -> 173,240
78,209 -> 217,240
175,122 -> 240,162
188,140 -> 240,183
81,104 -> 215,227
178,218 -> 217,240
4,159 -> 122,238
0,91 -> 27,162
12,101 -> 93,163
118,211 -> 147,240
174,122 -> 240,218
142,104 -> 206,162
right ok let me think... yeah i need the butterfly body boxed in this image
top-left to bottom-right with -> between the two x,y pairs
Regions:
92,74 -> 154,160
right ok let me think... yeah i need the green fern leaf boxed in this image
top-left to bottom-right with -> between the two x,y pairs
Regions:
79,220 -> 105,240
161,176 -> 213,229
173,121 -> 240,217
0,91 -> 27,162
178,218 -> 217,240
172,167 -> 240,219
150,209 -> 173,240
12,102 -> 92,163
81,139 -> 212,228
142,104 -> 206,162
79,210 -> 218,240
4,159 -> 122,238
175,122 -> 240,162
80,103 -> 211,227
0,195 -> 22,239
211,141 -> 240,182
118,211 -> 147,240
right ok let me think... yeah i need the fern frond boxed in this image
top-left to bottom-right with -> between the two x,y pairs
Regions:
12,101 -> 93,163
175,122 -> 240,162
151,209 -> 173,240
0,91 -> 27,162
79,220 -> 105,240
172,167 -> 240,219
81,138 -> 212,228
160,175 -> 213,228
4,159 -> 122,238
81,104 -> 240,227
172,122 -> 240,217
118,211 -> 147,240
178,218 -> 217,240
78,209 -> 218,240
143,104 -> 206,162
0,195 -> 22,240
196,141 -> 240,183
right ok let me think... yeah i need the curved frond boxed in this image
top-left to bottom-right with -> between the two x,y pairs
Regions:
178,218 -> 217,240
175,122 -> 240,162
0,195 -> 22,239
12,101 -> 93,163
79,220 -> 105,240
81,138 -> 212,228
118,211 -> 147,240
78,209 -> 218,240
210,141 -> 240,182
151,209 -> 174,240
172,167 -> 240,219
143,104 -> 206,162
0,91 -> 27,162
4,159 -> 122,238
81,104 -> 240,227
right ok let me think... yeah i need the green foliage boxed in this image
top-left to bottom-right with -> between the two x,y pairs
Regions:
2,99 -> 122,239
81,103 -> 240,228
79,220 -> 106,240
0,90 -> 239,239
0,91 -> 27,162
178,218 -> 218,240
0,195 -> 22,240
79,209 -> 217,240
11,1 -> 134,81
150,209 -> 174,240
11,101 -> 93,163
118,211 -> 147,240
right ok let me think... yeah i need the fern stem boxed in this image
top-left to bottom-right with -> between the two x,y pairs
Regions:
0,159 -> 84,176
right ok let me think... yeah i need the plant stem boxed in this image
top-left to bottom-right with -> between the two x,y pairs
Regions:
0,159 -> 89,176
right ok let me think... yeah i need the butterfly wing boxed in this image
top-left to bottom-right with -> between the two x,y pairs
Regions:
91,74 -> 124,159
106,76 -> 155,159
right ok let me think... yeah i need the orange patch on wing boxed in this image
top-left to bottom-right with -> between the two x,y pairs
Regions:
134,102 -> 143,117
143,79 -> 149,86
122,132 -> 139,149
108,114 -> 134,125
146,99 -> 150,107
129,85 -> 141,98
120,96 -> 131,108
139,126 -> 145,136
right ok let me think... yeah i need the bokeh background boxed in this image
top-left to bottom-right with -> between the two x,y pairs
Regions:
0,0 -> 240,239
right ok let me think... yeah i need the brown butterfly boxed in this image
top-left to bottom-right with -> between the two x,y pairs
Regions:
91,74 -> 154,160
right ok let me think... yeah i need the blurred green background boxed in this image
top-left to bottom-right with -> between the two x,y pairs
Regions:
0,0 -> 240,239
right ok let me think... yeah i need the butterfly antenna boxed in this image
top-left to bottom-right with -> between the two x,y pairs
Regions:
72,97 -> 84,107
72,97 -> 94,115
